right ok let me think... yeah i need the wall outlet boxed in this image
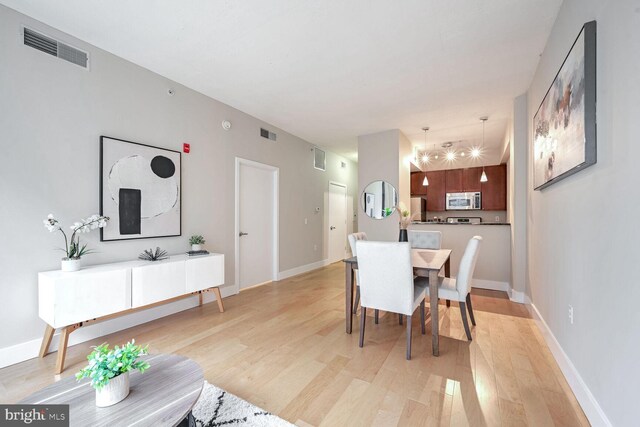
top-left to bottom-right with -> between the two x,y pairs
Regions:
313,244 -> 317,251
304,218 -> 308,225
568,305 -> 574,324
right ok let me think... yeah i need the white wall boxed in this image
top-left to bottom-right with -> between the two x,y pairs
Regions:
510,94 -> 528,299
0,5 -> 357,362
526,1 -> 639,425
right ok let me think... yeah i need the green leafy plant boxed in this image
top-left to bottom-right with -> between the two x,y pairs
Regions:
76,340 -> 150,390
189,235 -> 205,245
383,207 -> 394,217
138,247 -> 169,261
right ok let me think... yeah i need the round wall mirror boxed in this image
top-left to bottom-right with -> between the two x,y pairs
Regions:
361,180 -> 399,219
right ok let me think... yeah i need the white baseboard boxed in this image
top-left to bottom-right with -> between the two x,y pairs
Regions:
0,285 -> 236,369
472,278 -> 510,292
277,259 -> 330,280
508,288 -> 531,304
528,303 -> 612,427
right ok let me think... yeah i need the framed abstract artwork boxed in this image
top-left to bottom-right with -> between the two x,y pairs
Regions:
100,136 -> 181,241
533,20 -> 597,190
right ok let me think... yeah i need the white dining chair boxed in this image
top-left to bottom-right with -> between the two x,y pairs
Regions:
408,230 -> 442,250
408,230 -> 450,307
348,232 -> 367,314
425,235 -> 482,341
356,240 -> 428,360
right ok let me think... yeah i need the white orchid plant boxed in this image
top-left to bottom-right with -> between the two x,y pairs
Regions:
43,213 -> 109,260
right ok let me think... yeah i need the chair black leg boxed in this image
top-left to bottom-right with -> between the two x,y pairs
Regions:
406,315 -> 413,360
459,302 -> 472,341
466,293 -> 476,326
353,286 -> 360,314
420,300 -> 426,335
374,309 -> 379,324
359,307 -> 367,347
446,299 -> 450,307
399,314 -> 403,325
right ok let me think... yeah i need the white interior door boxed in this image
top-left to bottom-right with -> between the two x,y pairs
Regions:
237,160 -> 277,290
328,182 -> 347,263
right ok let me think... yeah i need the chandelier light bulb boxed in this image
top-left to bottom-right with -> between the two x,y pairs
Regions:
471,148 -> 481,158
446,151 -> 456,161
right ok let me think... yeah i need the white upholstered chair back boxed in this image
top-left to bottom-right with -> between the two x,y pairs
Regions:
356,241 -> 415,315
455,236 -> 482,296
408,230 -> 442,249
348,232 -> 368,256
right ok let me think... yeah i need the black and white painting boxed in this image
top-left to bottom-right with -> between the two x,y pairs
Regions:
100,136 -> 181,241
533,21 -> 596,190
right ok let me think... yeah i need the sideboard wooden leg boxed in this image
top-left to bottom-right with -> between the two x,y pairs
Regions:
39,325 -> 55,358
55,323 -> 80,374
198,292 -> 203,306
212,287 -> 224,313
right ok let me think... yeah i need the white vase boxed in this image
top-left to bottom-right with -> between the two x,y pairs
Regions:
95,371 -> 130,407
191,244 -> 202,251
61,258 -> 81,272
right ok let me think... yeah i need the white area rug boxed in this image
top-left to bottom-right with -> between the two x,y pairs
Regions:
192,381 -> 294,427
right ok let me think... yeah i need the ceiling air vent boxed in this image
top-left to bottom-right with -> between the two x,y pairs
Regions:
260,128 -> 277,141
314,147 -> 326,171
23,27 -> 89,69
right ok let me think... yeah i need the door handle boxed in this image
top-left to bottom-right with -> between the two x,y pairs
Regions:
239,232 -> 249,237
330,226 -> 336,230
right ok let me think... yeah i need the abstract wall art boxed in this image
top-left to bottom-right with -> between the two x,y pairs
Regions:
100,136 -> 181,241
533,20 -> 597,190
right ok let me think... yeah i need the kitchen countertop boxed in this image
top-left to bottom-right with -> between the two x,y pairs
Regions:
411,221 -> 510,226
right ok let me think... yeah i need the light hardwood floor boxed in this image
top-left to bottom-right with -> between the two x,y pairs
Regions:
0,263 -> 588,426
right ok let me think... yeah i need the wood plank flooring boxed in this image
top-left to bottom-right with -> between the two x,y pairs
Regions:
0,263 -> 589,426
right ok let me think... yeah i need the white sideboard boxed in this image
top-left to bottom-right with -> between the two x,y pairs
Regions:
38,253 -> 225,373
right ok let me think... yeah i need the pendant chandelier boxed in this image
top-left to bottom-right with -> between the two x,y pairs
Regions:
480,117 -> 488,183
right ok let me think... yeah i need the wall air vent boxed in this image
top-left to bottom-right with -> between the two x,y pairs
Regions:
260,128 -> 277,141
314,147 -> 326,171
23,27 -> 89,69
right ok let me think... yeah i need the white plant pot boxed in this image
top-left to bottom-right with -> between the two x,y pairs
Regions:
61,258 -> 81,272
95,371 -> 130,407
191,244 -> 202,251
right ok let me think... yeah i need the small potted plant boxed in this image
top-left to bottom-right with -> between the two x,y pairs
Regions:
189,235 -> 205,251
76,340 -> 150,407
396,203 -> 419,242
43,213 -> 109,272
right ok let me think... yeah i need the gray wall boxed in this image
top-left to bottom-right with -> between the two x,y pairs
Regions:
0,5 -> 357,355
357,130 -> 400,241
526,1 -> 639,425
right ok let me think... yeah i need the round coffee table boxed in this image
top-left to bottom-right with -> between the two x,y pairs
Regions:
20,354 -> 203,427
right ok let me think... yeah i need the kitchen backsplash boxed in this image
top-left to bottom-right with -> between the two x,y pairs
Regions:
424,210 -> 508,223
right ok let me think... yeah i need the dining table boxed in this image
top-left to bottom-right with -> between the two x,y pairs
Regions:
343,248 -> 452,356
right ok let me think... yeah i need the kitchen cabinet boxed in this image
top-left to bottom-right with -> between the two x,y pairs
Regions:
445,169 -> 463,193
410,172 -> 428,195
425,170 -> 446,211
481,164 -> 507,210
462,167 -> 483,192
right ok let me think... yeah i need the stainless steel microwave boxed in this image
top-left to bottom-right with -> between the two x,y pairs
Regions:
445,192 -> 481,210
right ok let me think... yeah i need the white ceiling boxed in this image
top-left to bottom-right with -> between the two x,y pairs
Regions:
1,0 -> 562,161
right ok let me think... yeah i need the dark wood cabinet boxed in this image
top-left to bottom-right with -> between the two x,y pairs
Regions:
410,164 -> 505,211
445,169 -> 463,193
462,167 -> 483,192
481,164 -> 507,210
410,172 -> 428,195
425,171 -> 446,212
